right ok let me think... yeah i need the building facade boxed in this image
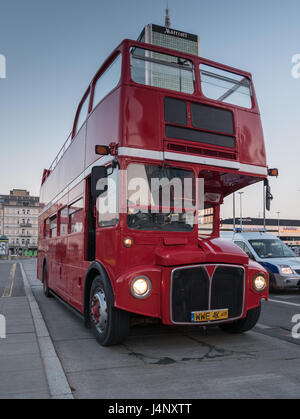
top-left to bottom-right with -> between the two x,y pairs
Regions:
221,218 -> 300,246
138,24 -> 200,56
0,205 -> 3,235
136,24 -> 199,94
0,189 -> 40,256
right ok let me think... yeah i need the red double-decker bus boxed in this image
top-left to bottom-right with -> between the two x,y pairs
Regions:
38,28 -> 273,346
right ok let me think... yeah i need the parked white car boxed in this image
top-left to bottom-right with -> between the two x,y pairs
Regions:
221,231 -> 300,290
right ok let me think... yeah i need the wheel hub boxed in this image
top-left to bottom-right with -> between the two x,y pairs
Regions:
91,289 -> 108,334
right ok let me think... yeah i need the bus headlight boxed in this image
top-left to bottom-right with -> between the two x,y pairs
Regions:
130,276 -> 152,299
252,274 -> 268,292
280,265 -> 293,275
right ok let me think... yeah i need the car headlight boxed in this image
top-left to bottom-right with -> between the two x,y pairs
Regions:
252,274 -> 268,292
130,276 -> 152,299
280,265 -> 293,275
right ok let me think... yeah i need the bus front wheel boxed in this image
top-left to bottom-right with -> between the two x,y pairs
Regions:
219,305 -> 261,334
89,275 -> 130,346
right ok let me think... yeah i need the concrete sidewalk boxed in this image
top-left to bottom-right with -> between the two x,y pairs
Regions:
0,260 -> 73,399
0,261 -> 50,399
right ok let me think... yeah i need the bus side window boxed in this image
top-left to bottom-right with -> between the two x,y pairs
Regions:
44,218 -> 50,238
92,54 -> 122,110
50,215 -> 57,238
97,167 -> 119,228
69,198 -> 84,233
59,207 -> 68,236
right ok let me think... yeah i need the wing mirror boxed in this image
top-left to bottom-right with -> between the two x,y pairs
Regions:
91,166 -> 108,198
265,179 -> 273,211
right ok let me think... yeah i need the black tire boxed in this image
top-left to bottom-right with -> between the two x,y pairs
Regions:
219,305 -> 261,334
43,264 -> 53,298
89,275 -> 130,346
268,273 -> 278,292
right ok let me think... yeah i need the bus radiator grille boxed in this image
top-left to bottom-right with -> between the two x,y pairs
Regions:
171,265 -> 244,324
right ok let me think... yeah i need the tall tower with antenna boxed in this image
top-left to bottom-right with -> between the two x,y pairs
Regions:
165,0 -> 171,28
137,2 -> 199,57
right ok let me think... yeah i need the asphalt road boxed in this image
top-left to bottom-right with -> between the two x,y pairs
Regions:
0,260 -> 25,298
257,291 -> 300,345
4,259 -> 300,399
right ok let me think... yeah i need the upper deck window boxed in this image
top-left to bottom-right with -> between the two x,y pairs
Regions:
75,92 -> 90,136
130,47 -> 194,94
92,54 -> 122,110
200,64 -> 252,109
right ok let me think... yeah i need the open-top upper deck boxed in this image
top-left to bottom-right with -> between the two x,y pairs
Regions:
40,38 -> 268,210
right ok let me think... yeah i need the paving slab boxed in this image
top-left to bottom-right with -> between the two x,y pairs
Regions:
0,261 -> 51,399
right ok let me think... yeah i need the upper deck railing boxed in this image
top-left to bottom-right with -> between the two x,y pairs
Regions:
48,132 -> 72,173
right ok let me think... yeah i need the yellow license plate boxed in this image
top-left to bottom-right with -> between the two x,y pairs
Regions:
191,309 -> 228,323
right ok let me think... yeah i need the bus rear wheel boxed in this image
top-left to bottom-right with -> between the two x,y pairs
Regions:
219,305 -> 261,334
43,265 -> 53,298
89,276 -> 130,346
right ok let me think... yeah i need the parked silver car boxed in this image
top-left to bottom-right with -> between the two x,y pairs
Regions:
221,231 -> 300,291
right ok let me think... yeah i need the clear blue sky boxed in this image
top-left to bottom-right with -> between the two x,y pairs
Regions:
0,0 -> 299,219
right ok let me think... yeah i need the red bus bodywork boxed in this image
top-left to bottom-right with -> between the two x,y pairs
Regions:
38,39 -> 269,342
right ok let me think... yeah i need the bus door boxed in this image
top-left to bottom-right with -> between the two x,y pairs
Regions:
67,197 -> 85,307
56,208 -> 68,300
86,176 -> 96,261
91,165 -> 120,270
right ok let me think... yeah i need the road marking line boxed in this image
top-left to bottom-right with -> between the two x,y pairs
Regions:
2,263 -> 16,298
256,323 -> 272,329
269,298 -> 300,308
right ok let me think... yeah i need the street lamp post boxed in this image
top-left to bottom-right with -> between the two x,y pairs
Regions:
277,211 -> 280,237
238,192 -> 244,229
233,193 -> 236,231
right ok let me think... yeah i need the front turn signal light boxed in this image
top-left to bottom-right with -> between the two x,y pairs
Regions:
95,145 -> 110,155
123,237 -> 133,248
268,168 -> 279,177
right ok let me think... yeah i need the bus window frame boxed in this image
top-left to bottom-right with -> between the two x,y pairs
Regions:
90,51 -> 122,112
125,161 -> 197,233
199,63 -> 254,110
129,46 -> 196,96
58,206 -> 69,237
49,214 -> 58,239
96,165 -> 120,229
44,218 -> 50,239
72,87 -> 91,139
123,40 -> 258,112
69,197 -> 84,234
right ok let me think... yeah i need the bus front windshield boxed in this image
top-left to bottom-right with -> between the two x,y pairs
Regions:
127,163 -> 195,232
249,239 -> 297,259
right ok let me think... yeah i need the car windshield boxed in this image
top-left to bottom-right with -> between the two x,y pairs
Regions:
249,239 -> 297,259
127,163 -> 195,232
